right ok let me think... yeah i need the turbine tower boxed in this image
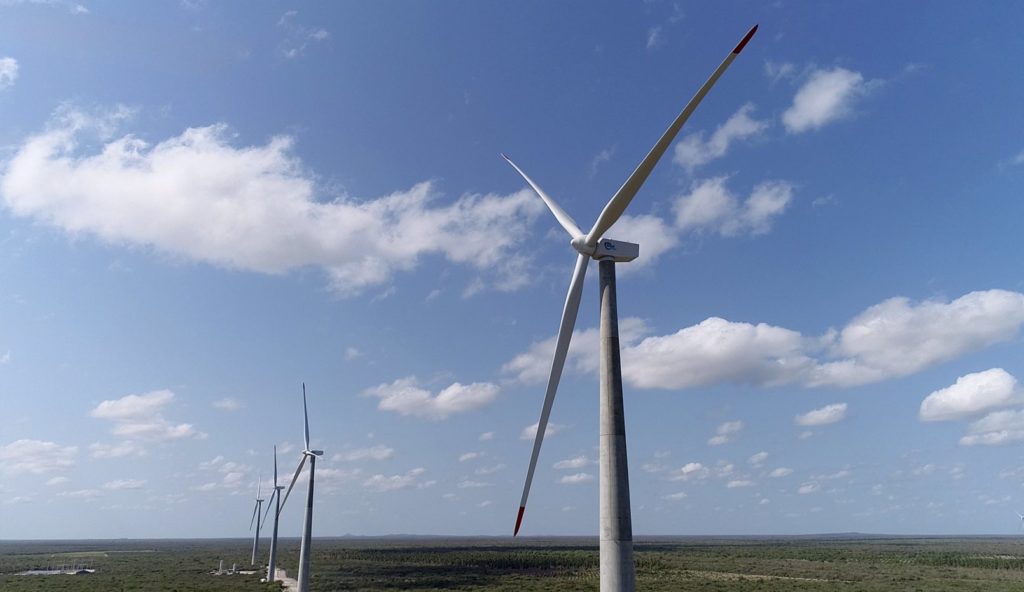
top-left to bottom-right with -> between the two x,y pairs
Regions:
259,445 -> 286,582
281,383 -> 323,592
503,25 -> 758,592
248,475 -> 264,566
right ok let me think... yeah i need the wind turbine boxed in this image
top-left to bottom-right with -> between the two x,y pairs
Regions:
280,383 -> 323,592
503,25 -> 758,592
248,475 -> 264,566
1016,512 -> 1024,530
259,445 -> 285,582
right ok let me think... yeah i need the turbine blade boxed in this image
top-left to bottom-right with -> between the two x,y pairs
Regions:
249,501 -> 259,531
260,489 -> 276,530
302,383 -> 310,451
501,153 -> 583,238
256,474 -> 261,499
273,446 -> 278,488
515,252 -> 589,536
585,24 -> 758,246
279,455 -> 307,511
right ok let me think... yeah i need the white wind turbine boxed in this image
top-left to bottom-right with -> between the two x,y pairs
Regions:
248,476 -> 264,566
280,383 -> 323,592
503,25 -> 758,592
259,445 -> 286,582
1016,512 -> 1024,530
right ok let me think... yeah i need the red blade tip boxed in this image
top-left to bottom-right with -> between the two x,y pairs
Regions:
513,506 -> 526,536
732,24 -> 758,54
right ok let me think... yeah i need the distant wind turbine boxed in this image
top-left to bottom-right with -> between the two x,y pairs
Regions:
1016,511 -> 1024,530
248,475 -> 264,566
280,383 -> 323,592
502,24 -> 758,592
259,445 -> 285,582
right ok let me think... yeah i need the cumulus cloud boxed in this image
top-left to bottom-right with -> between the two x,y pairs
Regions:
478,431 -> 495,441
603,214 -> 679,269
520,421 -> 566,441
673,103 -> 768,171
782,67 -> 873,133
0,439 -> 77,475
0,57 -> 18,90
673,177 -> 794,237
708,420 -> 743,446
508,289 -> 1024,392
795,403 -> 847,426
797,482 -> 820,494
768,467 -> 793,478
332,445 -> 394,462
503,318 -> 649,384
90,389 -> 201,442
362,377 -> 500,420
0,107 -> 544,296
960,410 -> 1024,446
748,451 -> 768,466
458,452 -> 483,463
669,462 -> 709,482
726,479 -> 754,488
559,472 -> 594,484
920,369 -> 1020,422
622,317 -> 811,390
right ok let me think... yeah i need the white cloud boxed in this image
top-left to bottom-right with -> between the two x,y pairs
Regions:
90,389 -> 201,442
0,107 -> 544,296
559,472 -> 594,484
478,431 -> 495,441
363,377 -> 500,420
812,291 -> 1024,387
277,10 -> 331,59
46,476 -> 69,486
590,146 -> 614,176
212,397 -> 243,411
344,347 -> 362,361
797,482 -> 820,494
459,452 -> 483,463
362,467 -> 426,492
553,455 -> 591,470
960,410 -> 1024,446
475,463 -> 505,475
503,318 -> 649,384
457,479 -> 491,488
508,289 -> 1024,391
0,57 -> 18,90
673,177 -> 794,237
623,317 -> 811,390
708,420 -> 744,446
763,60 -> 796,83
90,441 -> 145,458
748,451 -> 768,466
520,421 -> 566,441
919,369 -> 1020,422
795,403 -> 847,426
782,67 -> 872,133
673,103 -> 768,171
663,491 -> 688,501
646,26 -> 663,49
332,445 -> 394,462
768,467 -> 793,478
0,440 -> 77,475
669,462 -> 709,482
103,478 -> 146,490
603,214 -> 679,269
726,479 -> 754,488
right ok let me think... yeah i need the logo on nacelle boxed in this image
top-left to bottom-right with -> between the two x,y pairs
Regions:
603,241 -> 616,250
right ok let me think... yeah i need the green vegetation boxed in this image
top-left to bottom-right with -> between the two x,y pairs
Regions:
3,536 -> 1024,591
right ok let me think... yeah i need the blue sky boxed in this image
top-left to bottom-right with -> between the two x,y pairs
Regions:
2,1 -> 1024,540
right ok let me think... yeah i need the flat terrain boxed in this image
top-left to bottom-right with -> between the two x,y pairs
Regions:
3,535 -> 1024,591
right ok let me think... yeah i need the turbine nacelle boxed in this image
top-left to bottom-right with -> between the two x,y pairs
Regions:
304,449 -> 324,457
592,238 -> 638,262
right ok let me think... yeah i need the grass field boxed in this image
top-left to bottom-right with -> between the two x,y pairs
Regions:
3,535 -> 1024,591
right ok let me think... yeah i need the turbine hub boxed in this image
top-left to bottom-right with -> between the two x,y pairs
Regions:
570,236 -> 596,256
